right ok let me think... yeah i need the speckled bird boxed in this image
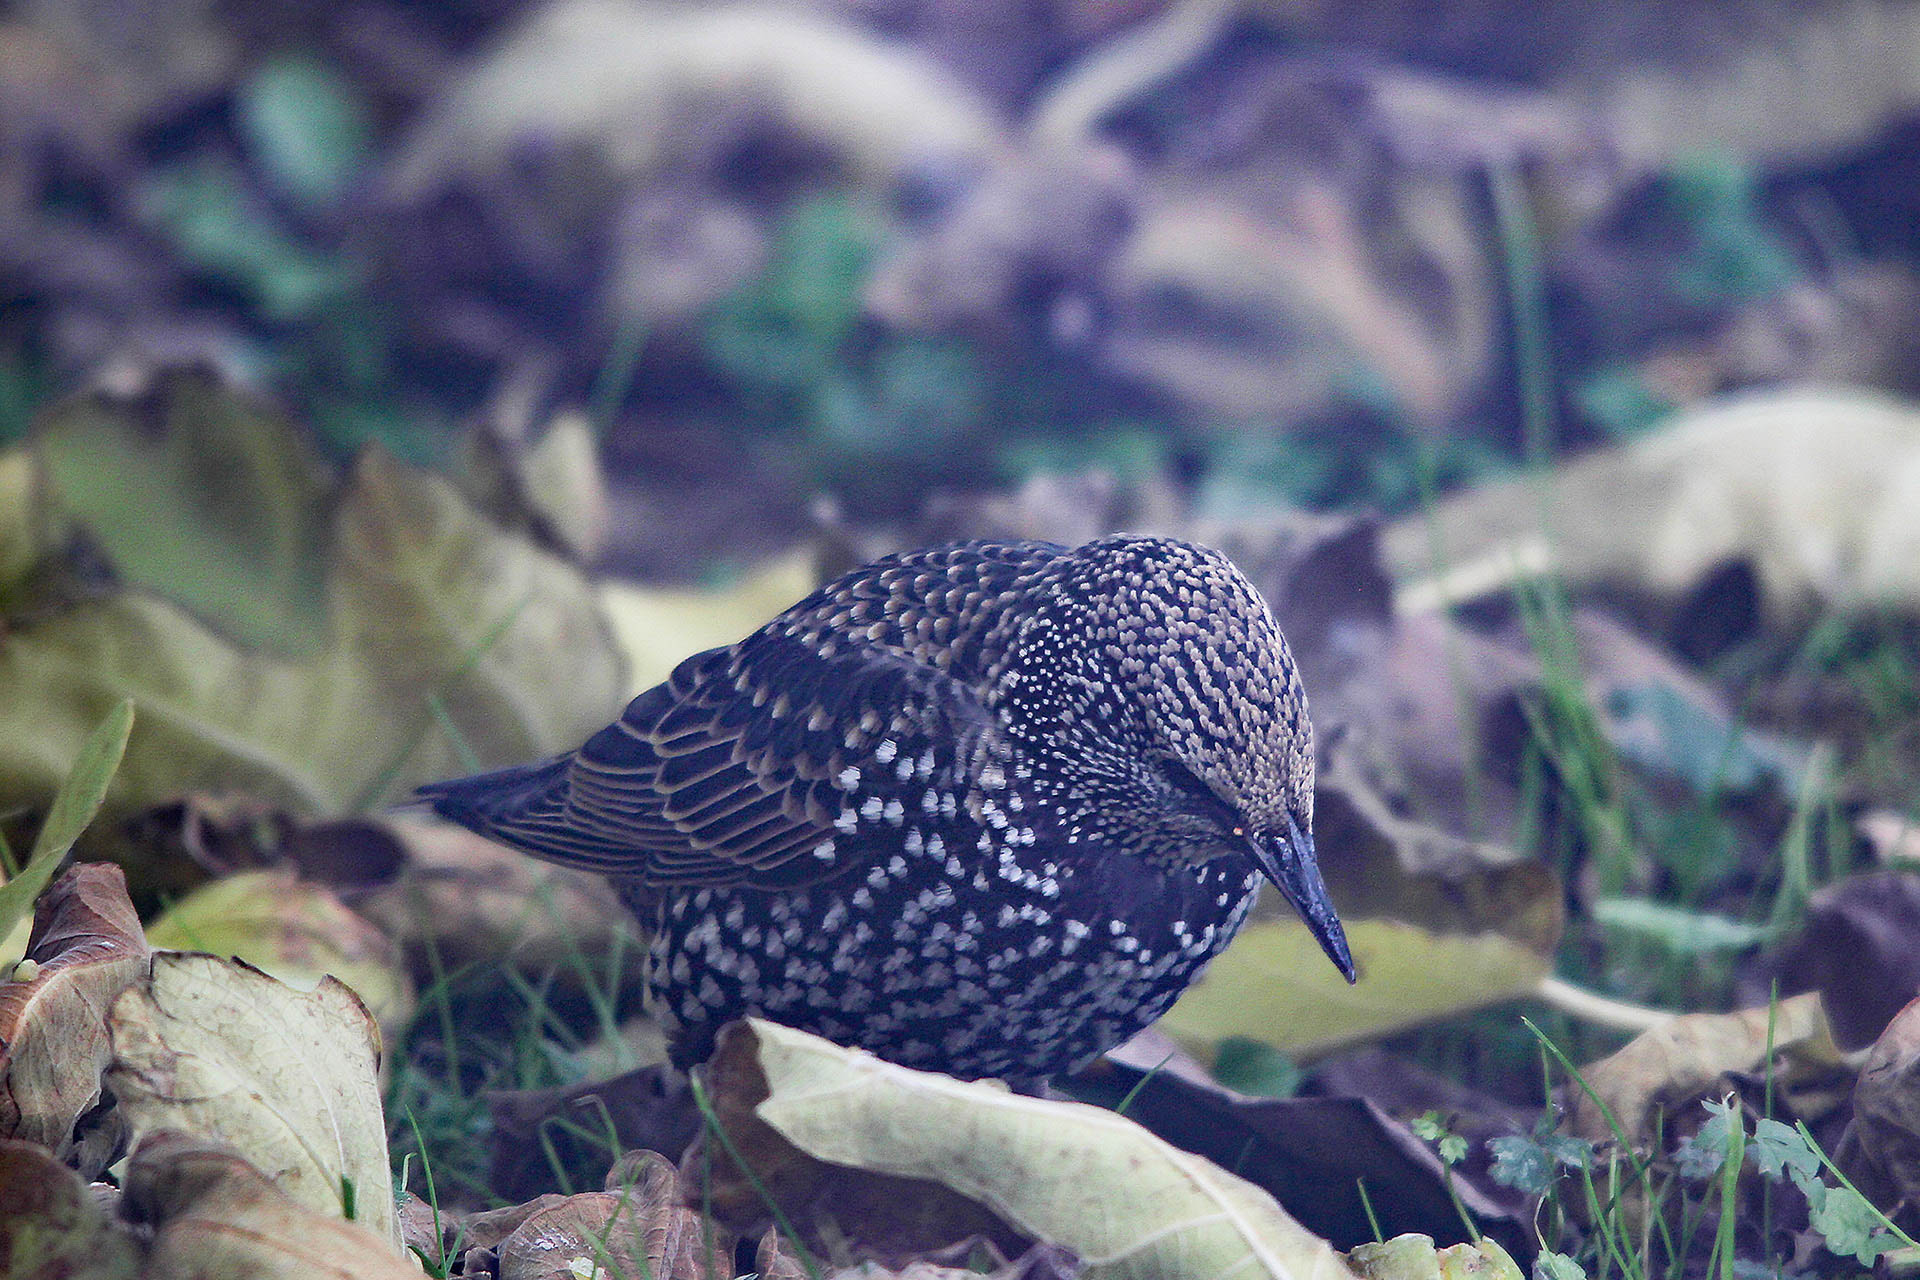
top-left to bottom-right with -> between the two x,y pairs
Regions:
420,535 -> 1355,1083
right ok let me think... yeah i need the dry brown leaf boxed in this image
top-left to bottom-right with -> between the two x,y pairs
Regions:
0,1137 -> 141,1279
0,862 -> 148,1157
1755,870 -> 1920,1051
1568,992 -> 1844,1146
496,1154 -> 735,1280
1834,994 -> 1920,1213
125,1130 -> 415,1280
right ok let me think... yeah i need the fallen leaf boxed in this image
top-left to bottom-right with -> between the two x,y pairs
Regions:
1348,1234 -> 1523,1280
144,869 -> 416,1033
1385,389 -> 1920,619
0,862 -> 148,1159
105,951 -> 397,1246
1568,992 -> 1844,1146
34,371 -> 334,654
1747,870 -> 1920,1050
389,0 -> 999,203
0,368 -> 627,851
0,1137 -> 141,1279
1160,918 -> 1554,1065
1160,773 -> 1562,1061
1064,1059 -> 1531,1254
496,1151 -> 733,1280
1834,994 -> 1920,1215
699,1019 -> 1362,1280
125,1129 -> 415,1279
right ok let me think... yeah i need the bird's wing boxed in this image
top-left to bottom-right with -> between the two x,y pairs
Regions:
486,631 -> 996,890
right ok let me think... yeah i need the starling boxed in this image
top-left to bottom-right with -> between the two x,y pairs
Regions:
420,535 -> 1355,1083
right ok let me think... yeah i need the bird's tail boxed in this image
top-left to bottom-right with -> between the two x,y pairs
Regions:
416,756 -> 642,872
415,756 -> 572,834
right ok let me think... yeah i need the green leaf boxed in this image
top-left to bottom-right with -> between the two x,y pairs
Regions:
1601,681 -> 1804,797
1210,1037 -> 1303,1098
1675,1096 -> 1741,1181
0,699 -> 134,938
1488,1135 -> 1553,1194
1591,897 -> 1772,955
1809,1185 -> 1899,1264
1747,1117 -> 1820,1182
1534,1251 -> 1588,1280
36,370 -> 334,654
237,55 -> 373,210
138,160 -> 349,320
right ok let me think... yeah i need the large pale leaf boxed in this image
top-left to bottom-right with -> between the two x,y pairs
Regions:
1386,390 -> 1920,618
711,1019 -> 1361,1280
0,370 -> 626,836
1161,919 -> 1556,1064
105,952 -> 397,1247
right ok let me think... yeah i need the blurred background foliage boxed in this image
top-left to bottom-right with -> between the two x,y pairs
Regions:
3,0 -> 1913,558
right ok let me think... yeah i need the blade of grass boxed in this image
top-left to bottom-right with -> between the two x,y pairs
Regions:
0,699 -> 135,939
687,1072 -> 823,1280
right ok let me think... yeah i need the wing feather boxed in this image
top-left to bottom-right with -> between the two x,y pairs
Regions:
424,539 -> 1066,890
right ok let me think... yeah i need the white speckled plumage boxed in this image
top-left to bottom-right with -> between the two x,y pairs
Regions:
420,535 -> 1352,1082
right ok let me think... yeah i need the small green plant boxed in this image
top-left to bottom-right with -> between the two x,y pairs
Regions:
1494,1022 -> 1914,1277
1662,152 -> 1798,307
1411,1111 -> 1482,1244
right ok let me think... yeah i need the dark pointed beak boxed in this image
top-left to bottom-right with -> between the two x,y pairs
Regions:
1247,813 -> 1356,983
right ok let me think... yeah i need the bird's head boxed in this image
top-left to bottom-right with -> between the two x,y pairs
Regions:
998,535 -> 1355,983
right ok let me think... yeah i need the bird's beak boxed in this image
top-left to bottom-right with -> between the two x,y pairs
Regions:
1247,814 -> 1356,983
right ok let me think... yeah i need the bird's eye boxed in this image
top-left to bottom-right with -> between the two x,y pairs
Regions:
1158,757 -> 1241,831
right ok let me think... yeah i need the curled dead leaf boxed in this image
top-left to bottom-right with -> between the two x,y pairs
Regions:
1568,992 -> 1845,1147
0,862 -> 148,1159
1835,994 -> 1920,1214
496,1153 -> 734,1280
125,1130 -> 415,1280
0,1137 -> 140,1279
